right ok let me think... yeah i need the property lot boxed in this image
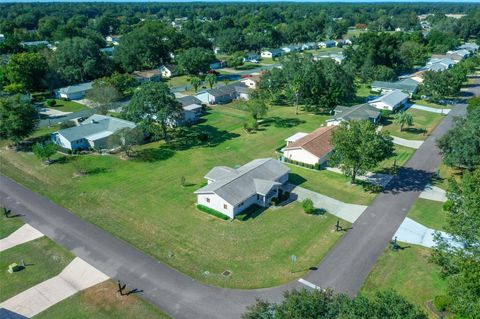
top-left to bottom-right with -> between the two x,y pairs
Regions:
1,105 -> 395,288
407,198 -> 447,231
51,99 -> 87,113
382,108 -> 444,140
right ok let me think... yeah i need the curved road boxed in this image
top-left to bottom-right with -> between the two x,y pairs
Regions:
0,80 -> 476,318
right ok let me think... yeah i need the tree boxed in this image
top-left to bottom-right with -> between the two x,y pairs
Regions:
32,141 -> 57,164
106,127 -> 143,157
0,95 -> 38,144
122,82 -> 183,142
5,52 -> 48,91
86,83 -> 121,115
246,99 -> 268,120
227,51 -> 245,69
467,97 -> 480,113
243,289 -> 427,319
302,198 -> 315,214
52,37 -> 112,84
437,109 -> 480,170
205,73 -> 216,89
190,76 -> 202,92
176,47 -> 216,75
330,121 -> 394,183
101,72 -> 137,96
431,169 -> 480,317
394,111 -> 413,131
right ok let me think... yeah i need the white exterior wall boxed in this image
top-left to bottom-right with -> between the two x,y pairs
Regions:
197,193 -> 235,219
232,194 -> 260,215
261,51 -> 272,58
52,134 -> 73,150
242,79 -> 257,89
370,101 -> 394,111
160,68 -> 172,78
284,148 -> 320,165
59,91 -> 85,100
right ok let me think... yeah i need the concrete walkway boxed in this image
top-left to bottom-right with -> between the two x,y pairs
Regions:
0,257 -> 109,318
419,185 -> 447,202
0,224 -> 43,252
38,108 -> 71,117
394,217 -> 459,248
286,184 -> 367,223
326,167 -> 394,188
410,104 -> 451,114
391,135 -> 424,149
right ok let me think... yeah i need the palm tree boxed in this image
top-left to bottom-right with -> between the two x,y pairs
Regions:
205,74 -> 216,89
190,77 -> 202,92
394,111 -> 414,131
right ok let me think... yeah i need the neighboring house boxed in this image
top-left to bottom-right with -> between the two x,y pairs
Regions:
210,60 -> 226,70
176,96 -> 204,124
51,114 -> 136,151
283,126 -> 336,167
196,82 -> 250,104
194,158 -> 290,219
213,47 -> 222,55
326,104 -> 381,126
244,53 -> 261,63
260,49 -> 283,58
334,39 -> 345,46
20,40 -> 50,48
318,40 -> 336,48
133,69 -> 162,84
100,47 -> 114,57
447,49 -> 470,59
159,64 -> 176,78
106,35 -> 121,46
371,78 -> 419,97
241,75 -> 261,89
368,89 -> 409,111
55,82 -> 93,100
425,57 -> 455,72
281,45 -> 301,54
329,54 -> 345,64
0,34 -> 4,43
458,42 -> 479,53
285,132 -> 308,146
301,42 -> 317,50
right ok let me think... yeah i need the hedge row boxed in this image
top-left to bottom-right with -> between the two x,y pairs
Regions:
283,158 -> 322,170
196,204 -> 230,220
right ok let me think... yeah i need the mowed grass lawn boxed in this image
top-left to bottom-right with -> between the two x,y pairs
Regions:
34,280 -> 170,319
52,99 -> 87,112
0,237 -> 74,302
0,215 -> 24,239
0,105 -> 365,288
362,244 -> 447,314
382,108 -> 444,140
412,99 -> 452,111
375,144 -> 416,174
408,199 -> 447,231
433,163 -> 463,190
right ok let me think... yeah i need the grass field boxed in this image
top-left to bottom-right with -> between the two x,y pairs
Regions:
52,99 -> 87,113
34,280 -> 170,319
0,214 -> 24,239
362,244 -> 447,314
433,163 -> 463,190
412,99 -> 451,111
375,144 -> 416,174
382,108 -> 444,140
166,75 -> 191,88
0,237 -> 74,302
0,105 -> 369,288
407,199 -> 447,231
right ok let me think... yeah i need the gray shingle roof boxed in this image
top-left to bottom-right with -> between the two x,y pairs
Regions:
334,103 -> 381,122
177,96 -> 202,107
207,82 -> 249,98
195,158 -> 290,206
57,115 -> 136,142
371,79 -> 418,93
370,90 -> 408,108
58,82 -> 93,95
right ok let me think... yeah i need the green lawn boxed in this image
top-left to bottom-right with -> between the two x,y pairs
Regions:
356,83 -> 372,98
0,214 -> 24,239
375,144 -> 416,174
382,108 -> 444,140
345,28 -> 367,38
412,99 -> 451,111
52,99 -> 87,113
166,75 -> 191,88
0,237 -> 74,302
34,280 -> 170,319
433,163 -> 463,190
0,105 -> 361,288
408,199 -> 447,231
362,244 -> 447,315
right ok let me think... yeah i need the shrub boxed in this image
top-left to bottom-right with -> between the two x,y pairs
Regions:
302,198 -> 315,214
45,99 -> 57,107
442,200 -> 453,212
196,204 -> 230,220
433,295 -> 452,312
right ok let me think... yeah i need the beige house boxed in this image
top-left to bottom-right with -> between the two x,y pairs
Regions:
241,75 -> 261,89
283,126 -> 336,167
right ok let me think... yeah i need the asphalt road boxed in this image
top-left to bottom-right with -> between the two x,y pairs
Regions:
0,79 -> 476,318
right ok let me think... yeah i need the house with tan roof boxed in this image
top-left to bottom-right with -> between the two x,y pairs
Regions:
132,69 -> 162,84
283,126 -> 336,167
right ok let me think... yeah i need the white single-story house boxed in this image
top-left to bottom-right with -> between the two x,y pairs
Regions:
159,64 -> 176,78
51,114 -> 136,151
106,35 -> 121,46
176,95 -> 204,124
458,42 -> 479,53
0,34 -> 5,43
368,89 -> 409,111
301,42 -> 317,50
318,40 -> 336,48
371,78 -> 419,97
196,82 -> 250,105
334,39 -> 346,46
195,158 -> 290,219
285,132 -> 308,145
281,45 -> 301,54
326,104 -> 381,126
283,126 -> 336,167
133,69 -> 162,84
425,57 -> 455,72
244,53 -> 261,63
241,75 -> 261,89
261,49 -> 283,58
55,82 -> 93,100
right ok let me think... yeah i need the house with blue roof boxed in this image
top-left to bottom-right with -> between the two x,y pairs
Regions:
55,82 -> 93,100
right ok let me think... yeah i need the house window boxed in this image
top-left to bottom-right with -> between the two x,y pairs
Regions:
257,194 -> 260,200
223,204 -> 227,210
206,198 -> 210,203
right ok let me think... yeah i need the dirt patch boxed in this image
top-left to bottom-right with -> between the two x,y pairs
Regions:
81,281 -> 137,312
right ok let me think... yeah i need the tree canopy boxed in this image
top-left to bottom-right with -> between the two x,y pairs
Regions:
0,95 -> 38,144
176,47 -> 216,75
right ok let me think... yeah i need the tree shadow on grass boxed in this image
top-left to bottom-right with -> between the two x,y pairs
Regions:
134,146 -> 176,163
262,117 -> 306,128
